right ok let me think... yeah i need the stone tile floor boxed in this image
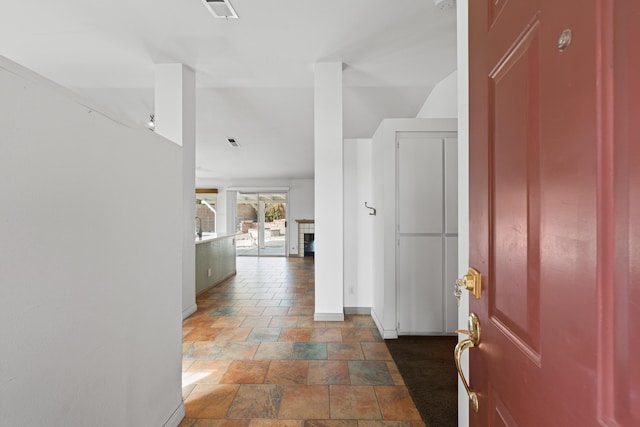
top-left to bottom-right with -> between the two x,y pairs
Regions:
180,257 -> 424,427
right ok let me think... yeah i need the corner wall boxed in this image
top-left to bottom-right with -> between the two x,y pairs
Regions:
0,57 -> 183,427
344,139 -> 374,311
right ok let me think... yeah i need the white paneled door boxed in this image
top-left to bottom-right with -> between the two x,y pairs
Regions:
397,134 -> 458,334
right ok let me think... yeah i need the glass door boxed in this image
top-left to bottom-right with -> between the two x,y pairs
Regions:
235,192 -> 287,256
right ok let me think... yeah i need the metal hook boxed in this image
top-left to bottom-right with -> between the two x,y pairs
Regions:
364,202 -> 376,216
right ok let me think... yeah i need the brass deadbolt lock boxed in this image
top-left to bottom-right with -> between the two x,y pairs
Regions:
455,267 -> 482,300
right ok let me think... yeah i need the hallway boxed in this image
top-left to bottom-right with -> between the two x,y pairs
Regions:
180,257 -> 424,427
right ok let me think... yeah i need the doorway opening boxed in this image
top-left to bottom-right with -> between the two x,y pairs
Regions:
235,192 -> 287,256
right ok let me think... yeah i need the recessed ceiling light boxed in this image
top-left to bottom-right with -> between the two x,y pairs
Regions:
202,0 -> 239,19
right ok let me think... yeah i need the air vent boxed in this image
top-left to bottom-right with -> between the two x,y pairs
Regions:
227,138 -> 240,148
203,0 -> 238,19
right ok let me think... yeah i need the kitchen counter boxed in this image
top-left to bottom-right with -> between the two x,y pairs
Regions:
195,232 -> 237,245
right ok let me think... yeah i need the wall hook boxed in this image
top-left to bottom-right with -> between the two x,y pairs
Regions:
364,202 -> 376,216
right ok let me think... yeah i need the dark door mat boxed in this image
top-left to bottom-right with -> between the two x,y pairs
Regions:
385,335 -> 458,427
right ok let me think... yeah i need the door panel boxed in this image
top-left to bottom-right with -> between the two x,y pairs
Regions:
445,138 -> 458,234
398,137 -> 443,234
398,236 -> 443,334
489,0 -> 509,27
259,193 -> 287,257
489,19 -> 541,358
468,0 -> 611,425
397,135 -> 458,335
490,389 -> 518,427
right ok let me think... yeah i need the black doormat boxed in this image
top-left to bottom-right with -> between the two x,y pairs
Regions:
385,336 -> 458,427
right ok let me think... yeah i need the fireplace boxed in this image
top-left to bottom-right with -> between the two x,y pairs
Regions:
296,219 -> 315,258
303,233 -> 315,257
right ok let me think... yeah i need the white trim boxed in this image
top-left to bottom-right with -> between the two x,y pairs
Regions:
314,312 -> 345,321
371,307 -> 384,336
371,308 -> 398,339
344,307 -> 371,315
182,304 -> 197,320
163,401 -> 185,427
457,2 -> 470,427
382,329 -> 398,339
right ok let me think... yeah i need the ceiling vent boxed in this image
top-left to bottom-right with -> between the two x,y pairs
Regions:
227,138 -> 240,148
202,0 -> 239,19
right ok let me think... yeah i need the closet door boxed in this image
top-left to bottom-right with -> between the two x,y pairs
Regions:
397,135 -> 457,334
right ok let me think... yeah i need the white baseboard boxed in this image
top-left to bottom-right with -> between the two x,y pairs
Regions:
371,308 -> 398,339
196,271 -> 237,296
344,307 -> 371,315
163,401 -> 185,427
182,304 -> 197,320
382,328 -> 398,339
314,312 -> 345,321
385,331 -> 398,339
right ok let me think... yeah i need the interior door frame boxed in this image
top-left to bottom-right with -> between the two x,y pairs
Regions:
456,1 -> 471,426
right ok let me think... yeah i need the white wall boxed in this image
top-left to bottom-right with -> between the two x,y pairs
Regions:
343,139 -> 373,311
0,57 -> 183,426
416,71 -> 458,118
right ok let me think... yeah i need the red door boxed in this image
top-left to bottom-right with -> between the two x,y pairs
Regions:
465,0 -> 640,425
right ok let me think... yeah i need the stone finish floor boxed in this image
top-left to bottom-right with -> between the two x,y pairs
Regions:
180,257 -> 425,427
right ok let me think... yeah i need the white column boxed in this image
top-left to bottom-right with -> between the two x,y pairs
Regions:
314,62 -> 344,321
225,191 -> 237,235
155,63 -> 197,319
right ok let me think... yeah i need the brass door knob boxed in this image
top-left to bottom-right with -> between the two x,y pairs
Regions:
455,313 -> 481,412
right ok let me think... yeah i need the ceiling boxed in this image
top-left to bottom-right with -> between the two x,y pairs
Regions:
0,0 -> 457,182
